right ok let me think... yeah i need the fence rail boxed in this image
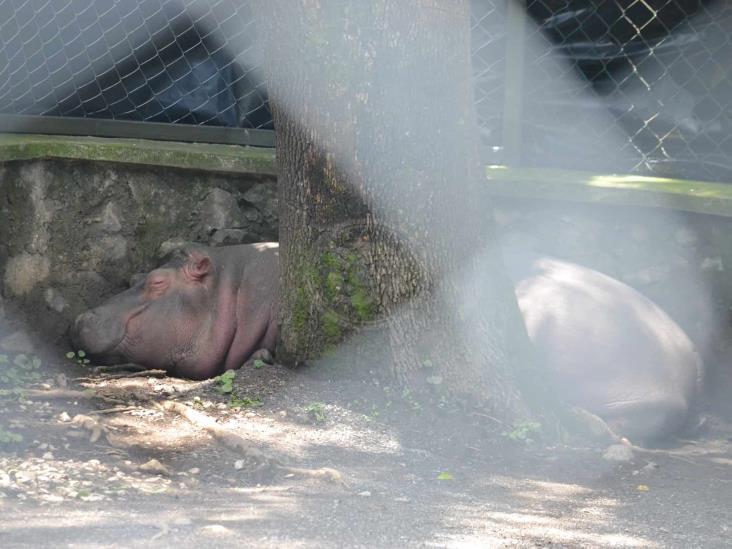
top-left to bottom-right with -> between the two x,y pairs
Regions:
0,1 -> 730,181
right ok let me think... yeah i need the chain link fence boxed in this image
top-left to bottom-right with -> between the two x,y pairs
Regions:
0,0 -> 270,128
472,0 -> 732,181
0,1 -> 730,181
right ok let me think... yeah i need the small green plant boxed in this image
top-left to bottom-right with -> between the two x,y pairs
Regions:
228,394 -> 263,408
66,350 -> 90,366
306,402 -> 327,424
252,359 -> 266,369
0,427 -> 23,444
215,370 -> 236,394
0,353 -> 42,386
503,421 -> 542,443
400,388 -> 422,412
369,403 -> 381,418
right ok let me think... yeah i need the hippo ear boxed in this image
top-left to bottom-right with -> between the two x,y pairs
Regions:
185,250 -> 212,281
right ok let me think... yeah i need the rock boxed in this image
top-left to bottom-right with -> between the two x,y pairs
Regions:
198,524 -> 233,537
158,239 -> 193,259
97,202 -> 123,234
138,459 -> 171,476
88,235 -> 128,264
44,288 -> 68,313
242,186 -> 270,206
603,444 -> 634,462
210,229 -> 247,246
234,460 -> 245,470
200,189 -> 243,234
3,253 -> 50,296
357,490 -> 372,497
0,331 -> 35,354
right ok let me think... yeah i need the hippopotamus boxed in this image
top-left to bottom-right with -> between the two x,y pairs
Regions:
71,243 -> 278,380
504,250 -> 703,441
72,242 -> 701,439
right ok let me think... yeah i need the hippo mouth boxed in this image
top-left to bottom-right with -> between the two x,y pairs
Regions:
70,310 -> 130,362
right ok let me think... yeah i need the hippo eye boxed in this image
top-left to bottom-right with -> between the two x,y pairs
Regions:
145,275 -> 170,297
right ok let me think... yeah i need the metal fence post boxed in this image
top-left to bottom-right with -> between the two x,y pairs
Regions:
502,0 -> 527,168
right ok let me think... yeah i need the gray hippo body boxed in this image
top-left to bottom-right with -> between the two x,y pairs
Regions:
72,243 -> 278,380
504,250 -> 703,440
72,243 -> 701,439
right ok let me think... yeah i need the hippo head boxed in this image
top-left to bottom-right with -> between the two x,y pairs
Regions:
71,246 -> 231,379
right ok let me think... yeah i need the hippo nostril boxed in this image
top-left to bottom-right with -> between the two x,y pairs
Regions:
70,308 -> 128,358
74,312 -> 97,335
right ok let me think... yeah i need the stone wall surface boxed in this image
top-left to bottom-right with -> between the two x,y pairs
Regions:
0,158 -> 277,347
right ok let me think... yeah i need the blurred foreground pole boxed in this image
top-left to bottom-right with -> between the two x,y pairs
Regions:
252,1 -> 556,421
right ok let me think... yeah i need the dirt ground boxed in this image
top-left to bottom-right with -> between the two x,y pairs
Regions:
1,341 -> 731,549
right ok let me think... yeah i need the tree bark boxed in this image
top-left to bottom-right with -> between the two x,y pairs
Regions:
252,0 -> 556,421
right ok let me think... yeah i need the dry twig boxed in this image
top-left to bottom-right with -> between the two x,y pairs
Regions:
159,400 -> 344,484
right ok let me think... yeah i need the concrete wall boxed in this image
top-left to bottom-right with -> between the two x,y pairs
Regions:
0,156 -> 277,346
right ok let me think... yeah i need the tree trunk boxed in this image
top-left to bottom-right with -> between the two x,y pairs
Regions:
252,0 -> 557,421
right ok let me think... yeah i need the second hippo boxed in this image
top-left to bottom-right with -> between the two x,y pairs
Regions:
504,250 -> 703,440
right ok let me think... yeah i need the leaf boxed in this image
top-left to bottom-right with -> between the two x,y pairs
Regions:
77,350 -> 87,358
66,352 -> 76,359
437,472 -> 454,481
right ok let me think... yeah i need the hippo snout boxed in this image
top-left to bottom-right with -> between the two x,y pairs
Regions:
70,309 -> 126,358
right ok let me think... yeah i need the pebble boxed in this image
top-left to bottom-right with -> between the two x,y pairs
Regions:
198,524 -> 233,537
603,444 -> 634,462
139,459 -> 171,476
357,490 -> 372,497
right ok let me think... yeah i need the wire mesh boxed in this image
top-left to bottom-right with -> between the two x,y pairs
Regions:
509,0 -> 732,180
0,0 -> 271,128
0,1 -> 730,181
